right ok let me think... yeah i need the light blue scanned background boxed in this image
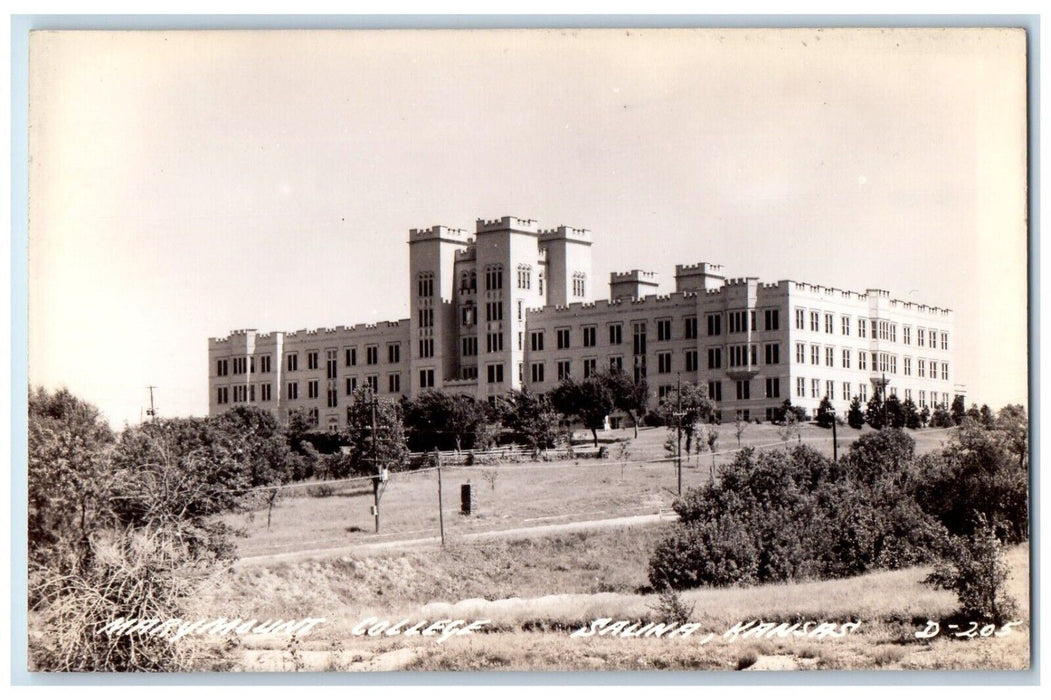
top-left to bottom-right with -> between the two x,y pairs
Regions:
9,12 -> 1040,687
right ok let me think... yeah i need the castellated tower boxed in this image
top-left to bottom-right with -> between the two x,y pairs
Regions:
408,225 -> 472,394
539,225 -> 593,307
472,216 -> 550,398
610,270 -> 660,301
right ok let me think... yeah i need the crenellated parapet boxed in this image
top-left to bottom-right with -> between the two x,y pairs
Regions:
408,225 -> 472,243
476,216 -> 539,234
538,225 -> 592,244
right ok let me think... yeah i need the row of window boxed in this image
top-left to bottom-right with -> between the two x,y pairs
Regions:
791,343 -> 950,378
793,308 -> 949,349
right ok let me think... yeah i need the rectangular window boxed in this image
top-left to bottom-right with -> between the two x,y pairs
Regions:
530,331 -> 545,351
904,357 -> 912,376
736,380 -> 751,401
685,350 -> 698,372
904,326 -> 912,345
825,347 -> 834,367
810,345 -> 819,365
419,338 -> 434,358
345,348 -> 356,367
389,373 -> 401,393
707,347 -> 722,369
345,376 -> 357,395
461,337 -> 477,356
795,308 -> 805,330
216,359 -> 228,376
365,375 -> 378,392
764,309 -> 780,331
942,363 -> 949,381
530,362 -> 545,383
706,313 -> 722,336
825,313 -> 833,334
811,378 -> 819,398
841,316 -> 850,336
941,332 -> 949,351
918,359 -> 926,378
929,330 -> 937,348
859,351 -> 868,371
249,384 -> 256,402
842,348 -> 851,369
843,382 -> 851,401
826,380 -> 835,400
557,360 -> 571,380
609,355 -> 623,372
765,377 -> 780,399
684,316 -> 698,339
657,318 -> 672,342
582,326 -> 597,347
418,369 -> 434,389
609,323 -> 623,345
388,344 -> 400,364
859,384 -> 868,402
485,301 -> 504,323
308,380 -> 319,399
708,381 -> 723,402
487,363 -> 504,384
796,342 -> 805,364
810,311 -> 820,332
583,358 -> 597,378
366,346 -> 378,365
632,322 -> 647,355
918,328 -> 926,347
796,377 -> 805,398
764,343 -> 780,365
486,333 -> 504,353
287,381 -> 298,400
657,351 -> 672,374
287,353 -> 298,372
859,318 -> 867,339
259,355 -> 271,373
307,351 -> 319,370
327,387 -> 338,408
556,328 -> 571,349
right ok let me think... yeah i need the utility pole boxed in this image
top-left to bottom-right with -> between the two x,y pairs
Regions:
673,373 -> 685,497
435,449 -> 445,548
370,388 -> 381,534
831,409 -> 838,464
146,385 -> 157,421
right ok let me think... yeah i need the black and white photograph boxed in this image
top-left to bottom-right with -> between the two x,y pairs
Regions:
22,24 -> 1031,675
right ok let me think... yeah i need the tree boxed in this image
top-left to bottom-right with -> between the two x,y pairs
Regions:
28,387 -> 116,568
734,415 -> 748,447
994,404 -> 1028,472
847,396 -> 865,430
919,405 -> 931,428
655,382 -> 715,455
403,390 -> 486,452
924,519 -> 1018,624
931,404 -> 954,428
864,393 -> 885,430
601,370 -> 649,438
816,396 -> 836,429
951,395 -> 967,425
550,377 -> 615,447
778,409 -> 801,445
979,404 -> 996,427
331,388 -> 409,478
902,398 -> 921,429
498,389 -> 560,453
884,394 -> 905,429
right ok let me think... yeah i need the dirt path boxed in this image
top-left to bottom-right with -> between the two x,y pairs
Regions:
233,511 -> 674,569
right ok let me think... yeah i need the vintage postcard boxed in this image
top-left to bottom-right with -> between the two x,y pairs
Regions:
24,26 -> 1030,675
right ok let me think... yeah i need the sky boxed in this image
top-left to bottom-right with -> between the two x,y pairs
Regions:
27,28 -> 1029,427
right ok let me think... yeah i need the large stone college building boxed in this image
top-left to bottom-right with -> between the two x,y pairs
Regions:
209,215 -> 959,431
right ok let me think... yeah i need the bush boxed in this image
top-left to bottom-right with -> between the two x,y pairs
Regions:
649,515 -> 760,589
924,520 -> 1018,624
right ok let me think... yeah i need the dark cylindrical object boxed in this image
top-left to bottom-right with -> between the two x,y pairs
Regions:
460,482 -> 473,515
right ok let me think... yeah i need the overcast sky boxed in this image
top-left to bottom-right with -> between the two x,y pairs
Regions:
27,28 -> 1028,426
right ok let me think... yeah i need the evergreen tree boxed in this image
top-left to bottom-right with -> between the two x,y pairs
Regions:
902,398 -> 921,429
951,395 -> 967,425
816,396 -> 836,429
884,394 -> 905,429
865,393 -> 885,430
847,396 -> 865,430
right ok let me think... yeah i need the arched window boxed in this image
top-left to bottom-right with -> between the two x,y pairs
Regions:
516,264 -> 532,290
572,272 -> 586,298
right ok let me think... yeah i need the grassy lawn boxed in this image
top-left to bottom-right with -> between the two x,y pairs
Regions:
197,522 -> 1029,672
227,424 -> 958,560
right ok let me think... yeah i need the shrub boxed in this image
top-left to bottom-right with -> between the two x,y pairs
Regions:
649,515 -> 759,589
924,520 -> 1019,624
